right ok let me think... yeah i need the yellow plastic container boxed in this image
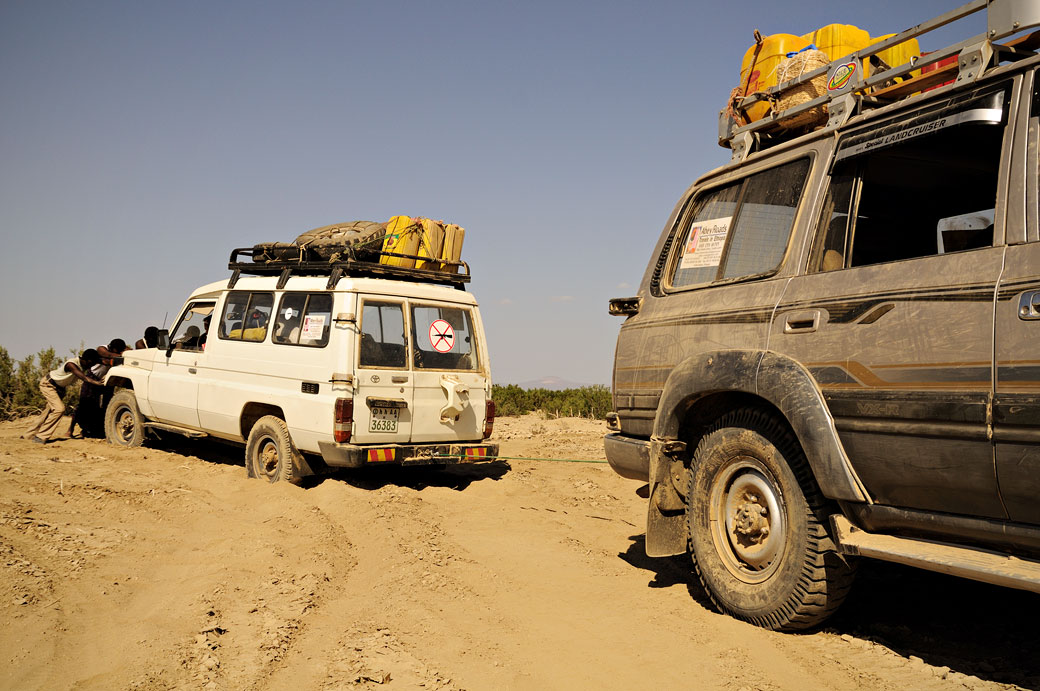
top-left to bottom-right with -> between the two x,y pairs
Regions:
739,33 -> 809,121
416,218 -> 445,270
802,24 -> 872,63
381,215 -> 420,268
440,223 -> 465,273
872,33 -> 921,78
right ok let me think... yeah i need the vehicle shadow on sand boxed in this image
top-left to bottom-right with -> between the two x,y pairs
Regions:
617,518 -> 1040,688
326,460 -> 511,492
829,560 -> 1040,688
138,435 -> 511,491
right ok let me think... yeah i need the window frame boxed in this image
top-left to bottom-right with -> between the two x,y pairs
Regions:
217,290 -> 275,344
807,83 -> 1012,274
663,155 -> 813,293
272,291 -> 334,348
409,301 -> 480,372
357,298 -> 410,371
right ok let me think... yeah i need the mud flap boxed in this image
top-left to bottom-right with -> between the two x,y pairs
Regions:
645,438 -> 689,558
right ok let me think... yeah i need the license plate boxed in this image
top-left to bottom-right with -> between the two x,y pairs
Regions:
369,407 -> 399,433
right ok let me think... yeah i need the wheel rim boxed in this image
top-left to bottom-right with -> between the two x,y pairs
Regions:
708,456 -> 787,583
256,436 -> 280,479
115,407 -> 136,444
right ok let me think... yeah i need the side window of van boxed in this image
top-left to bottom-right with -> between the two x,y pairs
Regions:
670,158 -> 810,288
359,301 -> 407,369
273,293 -> 333,347
811,89 -> 1006,272
219,291 -> 274,343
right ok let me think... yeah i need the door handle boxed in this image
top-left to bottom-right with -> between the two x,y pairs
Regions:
1019,290 -> 1040,321
783,310 -> 821,334
391,375 -> 409,383
188,367 -> 197,374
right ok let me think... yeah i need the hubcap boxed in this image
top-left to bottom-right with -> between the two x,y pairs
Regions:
710,457 -> 787,583
258,438 -> 279,478
117,409 -> 135,443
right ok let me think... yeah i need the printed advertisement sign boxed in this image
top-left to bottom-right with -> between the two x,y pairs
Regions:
679,217 -> 731,270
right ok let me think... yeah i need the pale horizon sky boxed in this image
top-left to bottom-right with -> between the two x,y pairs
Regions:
0,1 -> 982,385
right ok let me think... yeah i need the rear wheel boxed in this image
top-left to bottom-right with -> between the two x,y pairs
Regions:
245,416 -> 303,484
104,389 -> 145,448
687,408 -> 854,631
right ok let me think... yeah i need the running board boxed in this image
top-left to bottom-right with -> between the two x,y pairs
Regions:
143,422 -> 208,439
830,515 -> 1040,594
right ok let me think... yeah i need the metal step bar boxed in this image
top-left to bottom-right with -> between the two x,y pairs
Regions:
831,515 -> 1040,594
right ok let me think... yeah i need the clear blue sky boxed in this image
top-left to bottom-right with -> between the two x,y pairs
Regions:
0,1 -> 982,384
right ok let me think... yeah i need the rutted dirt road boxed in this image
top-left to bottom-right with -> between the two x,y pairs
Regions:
1,414 -> 1037,690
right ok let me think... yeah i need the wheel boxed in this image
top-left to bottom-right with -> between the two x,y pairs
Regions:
245,415 -> 303,484
687,408 -> 854,631
104,389 -> 146,448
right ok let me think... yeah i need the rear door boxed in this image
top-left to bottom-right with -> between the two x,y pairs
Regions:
771,85 -> 1012,519
409,302 -> 487,443
994,69 -> 1040,525
352,298 -> 413,444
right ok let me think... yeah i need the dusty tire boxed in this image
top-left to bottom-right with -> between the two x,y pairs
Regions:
245,416 -> 303,485
104,389 -> 146,448
687,408 -> 854,631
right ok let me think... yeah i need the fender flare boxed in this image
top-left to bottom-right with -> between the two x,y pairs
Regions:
104,365 -> 155,419
643,349 -> 868,557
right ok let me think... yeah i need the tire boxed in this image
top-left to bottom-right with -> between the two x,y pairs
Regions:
686,408 -> 854,631
295,221 -> 387,260
245,415 -> 304,485
104,389 -> 146,448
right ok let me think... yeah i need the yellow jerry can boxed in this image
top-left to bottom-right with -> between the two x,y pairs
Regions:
416,218 -> 446,270
381,215 -> 420,268
739,33 -> 809,122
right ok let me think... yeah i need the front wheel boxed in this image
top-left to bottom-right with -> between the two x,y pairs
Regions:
687,408 -> 854,631
245,416 -> 303,484
104,389 -> 146,448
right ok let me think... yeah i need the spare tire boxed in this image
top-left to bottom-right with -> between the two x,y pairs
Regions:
295,221 -> 387,260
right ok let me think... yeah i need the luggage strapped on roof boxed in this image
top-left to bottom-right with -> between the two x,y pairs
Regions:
720,0 -> 1040,162
226,244 -> 471,291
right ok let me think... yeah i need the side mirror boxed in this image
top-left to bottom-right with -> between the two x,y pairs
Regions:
157,329 -> 171,353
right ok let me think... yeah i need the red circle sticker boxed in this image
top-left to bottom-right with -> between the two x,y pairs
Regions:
428,319 -> 455,353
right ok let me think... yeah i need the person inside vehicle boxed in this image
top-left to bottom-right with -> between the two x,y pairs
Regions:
178,325 -> 201,349
23,349 -> 105,444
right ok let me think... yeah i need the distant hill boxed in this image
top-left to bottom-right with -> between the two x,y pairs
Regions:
512,376 -> 603,391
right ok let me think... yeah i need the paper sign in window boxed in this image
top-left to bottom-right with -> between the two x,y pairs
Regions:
301,314 -> 326,341
679,217 -> 731,270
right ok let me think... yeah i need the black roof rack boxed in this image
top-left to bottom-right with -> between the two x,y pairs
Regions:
227,246 -> 471,290
719,0 -> 1040,162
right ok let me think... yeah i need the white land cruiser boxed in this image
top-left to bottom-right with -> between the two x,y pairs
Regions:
103,238 -> 498,483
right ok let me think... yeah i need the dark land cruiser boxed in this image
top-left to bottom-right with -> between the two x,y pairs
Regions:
606,0 -> 1040,630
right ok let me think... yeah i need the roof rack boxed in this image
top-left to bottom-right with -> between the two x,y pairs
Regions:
227,246 -> 471,291
719,0 -> 1040,162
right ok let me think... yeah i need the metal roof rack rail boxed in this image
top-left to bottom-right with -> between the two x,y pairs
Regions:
226,246 -> 471,290
719,0 -> 1040,162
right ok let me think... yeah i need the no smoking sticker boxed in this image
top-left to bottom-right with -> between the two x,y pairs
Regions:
429,319 -> 455,353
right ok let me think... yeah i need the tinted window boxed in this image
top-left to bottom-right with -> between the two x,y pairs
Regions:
671,158 -> 810,288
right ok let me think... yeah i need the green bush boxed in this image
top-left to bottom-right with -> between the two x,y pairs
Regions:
0,345 -> 80,421
492,384 -> 612,420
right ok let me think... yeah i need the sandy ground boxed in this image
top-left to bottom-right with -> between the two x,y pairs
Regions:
0,413 -> 1038,690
